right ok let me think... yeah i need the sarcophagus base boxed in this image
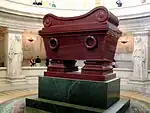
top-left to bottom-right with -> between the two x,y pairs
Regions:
38,77 -> 120,109
26,98 -> 130,113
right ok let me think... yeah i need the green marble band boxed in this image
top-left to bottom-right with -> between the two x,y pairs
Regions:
39,77 -> 120,109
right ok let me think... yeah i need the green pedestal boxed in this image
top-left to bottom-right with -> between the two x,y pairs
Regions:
25,107 -> 49,113
39,77 -> 120,109
26,98 -> 130,113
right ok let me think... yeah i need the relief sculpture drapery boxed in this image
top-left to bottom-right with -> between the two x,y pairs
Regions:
132,37 -> 146,80
8,33 -> 23,77
8,35 -> 15,77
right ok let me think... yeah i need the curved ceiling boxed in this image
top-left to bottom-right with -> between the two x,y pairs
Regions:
0,0 -> 150,20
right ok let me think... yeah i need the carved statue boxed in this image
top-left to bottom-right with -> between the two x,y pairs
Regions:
8,34 -> 23,77
132,37 -> 146,79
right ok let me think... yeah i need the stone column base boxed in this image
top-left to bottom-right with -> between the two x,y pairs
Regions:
6,77 -> 26,85
128,80 -> 150,94
0,77 -> 7,84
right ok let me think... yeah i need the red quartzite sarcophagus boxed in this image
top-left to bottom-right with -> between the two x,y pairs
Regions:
26,6 -> 130,113
39,6 -> 122,81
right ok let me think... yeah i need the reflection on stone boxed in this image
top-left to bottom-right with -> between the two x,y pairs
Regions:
0,95 -> 149,113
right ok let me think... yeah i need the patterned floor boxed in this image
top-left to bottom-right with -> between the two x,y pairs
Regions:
0,89 -> 149,113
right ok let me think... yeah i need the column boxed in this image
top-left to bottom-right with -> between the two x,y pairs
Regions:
6,28 -> 25,84
130,31 -> 150,93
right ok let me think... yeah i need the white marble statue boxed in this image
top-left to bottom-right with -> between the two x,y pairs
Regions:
8,34 -> 23,77
132,37 -> 146,80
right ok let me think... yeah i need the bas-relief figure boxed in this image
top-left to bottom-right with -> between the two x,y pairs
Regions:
8,34 -> 23,77
132,37 -> 146,80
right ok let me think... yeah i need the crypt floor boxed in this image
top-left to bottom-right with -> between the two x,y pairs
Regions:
0,89 -> 149,113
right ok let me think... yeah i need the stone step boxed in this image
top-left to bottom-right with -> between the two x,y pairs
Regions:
26,98 -> 130,113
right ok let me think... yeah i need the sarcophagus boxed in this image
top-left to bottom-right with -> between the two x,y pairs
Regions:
39,6 -> 122,81
39,6 -> 121,61
26,7 -> 130,113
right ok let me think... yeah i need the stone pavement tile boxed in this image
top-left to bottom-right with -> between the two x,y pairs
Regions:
0,89 -> 38,104
121,91 -> 150,104
0,89 -> 149,104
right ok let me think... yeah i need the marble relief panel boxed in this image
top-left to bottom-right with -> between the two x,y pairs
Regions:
147,31 -> 150,70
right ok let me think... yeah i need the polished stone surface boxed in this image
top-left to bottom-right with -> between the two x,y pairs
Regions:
0,91 -> 149,113
26,98 -> 130,113
25,107 -> 50,113
39,77 -> 120,109
0,89 -> 37,103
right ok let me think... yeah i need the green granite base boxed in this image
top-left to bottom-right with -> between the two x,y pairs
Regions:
26,98 -> 130,113
24,107 -> 50,113
39,77 -> 120,109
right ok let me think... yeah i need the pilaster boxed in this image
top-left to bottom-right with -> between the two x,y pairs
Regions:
6,28 -> 25,84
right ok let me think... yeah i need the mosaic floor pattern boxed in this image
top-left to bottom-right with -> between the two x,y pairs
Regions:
0,89 -> 149,113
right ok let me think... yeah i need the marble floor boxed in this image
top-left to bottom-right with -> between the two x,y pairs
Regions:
0,88 -> 149,113
0,89 -> 37,103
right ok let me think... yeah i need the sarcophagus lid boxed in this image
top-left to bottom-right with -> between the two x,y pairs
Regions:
39,6 -> 122,61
